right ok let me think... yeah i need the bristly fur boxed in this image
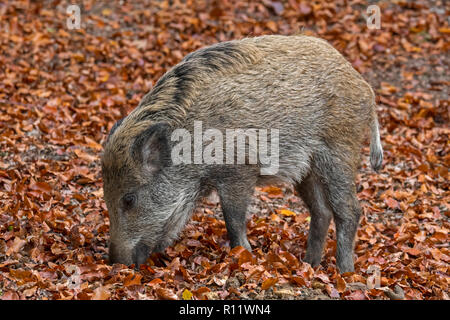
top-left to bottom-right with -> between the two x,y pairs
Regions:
102,39 -> 263,175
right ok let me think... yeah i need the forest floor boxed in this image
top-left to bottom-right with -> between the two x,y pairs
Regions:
0,0 -> 448,300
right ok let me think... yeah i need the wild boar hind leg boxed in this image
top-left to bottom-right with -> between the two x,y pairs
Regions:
313,152 -> 362,273
295,172 -> 333,268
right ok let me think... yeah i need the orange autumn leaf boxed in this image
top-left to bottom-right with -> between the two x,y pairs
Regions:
6,237 -> 27,256
385,197 -> 399,209
261,277 -> 278,290
260,186 -> 284,198
277,209 -> 296,216
156,288 -> 178,300
29,181 -> 53,194
336,275 -> 347,293
123,274 -> 142,287
147,278 -> 163,286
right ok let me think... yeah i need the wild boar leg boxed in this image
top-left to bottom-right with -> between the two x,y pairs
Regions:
296,172 -> 333,268
315,153 -> 361,273
216,174 -> 254,251
333,193 -> 361,273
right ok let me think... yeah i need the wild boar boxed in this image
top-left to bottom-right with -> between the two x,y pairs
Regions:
101,35 -> 383,273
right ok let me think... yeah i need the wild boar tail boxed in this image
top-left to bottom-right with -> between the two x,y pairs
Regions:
369,114 -> 383,172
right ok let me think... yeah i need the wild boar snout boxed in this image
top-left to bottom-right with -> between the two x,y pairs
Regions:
108,240 -> 150,266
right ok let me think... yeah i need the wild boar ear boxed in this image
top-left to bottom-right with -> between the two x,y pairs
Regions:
132,122 -> 172,171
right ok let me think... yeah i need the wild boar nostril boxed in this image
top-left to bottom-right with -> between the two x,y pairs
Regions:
132,242 -> 150,267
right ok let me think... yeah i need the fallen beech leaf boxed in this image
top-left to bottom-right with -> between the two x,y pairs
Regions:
261,277 -> 278,290
314,273 -> 330,283
336,275 -> 347,293
260,186 -> 283,198
123,274 -> 142,287
147,278 -> 163,286
1,291 -> 20,300
74,149 -> 97,162
230,245 -> 249,261
29,181 -> 52,194
6,237 -> 26,256
385,197 -> 399,209
23,287 -> 37,297
277,209 -> 296,216
266,21 -> 278,33
290,276 -> 306,286
402,246 -> 421,256
212,276 -> 227,286
156,288 -> 178,300
237,249 -> 254,266
193,287 -> 211,299
84,136 -> 102,150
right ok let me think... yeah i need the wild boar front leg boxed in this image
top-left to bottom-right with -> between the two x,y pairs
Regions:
216,172 -> 255,251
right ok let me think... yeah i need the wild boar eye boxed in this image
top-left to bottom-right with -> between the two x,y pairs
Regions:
121,193 -> 136,211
